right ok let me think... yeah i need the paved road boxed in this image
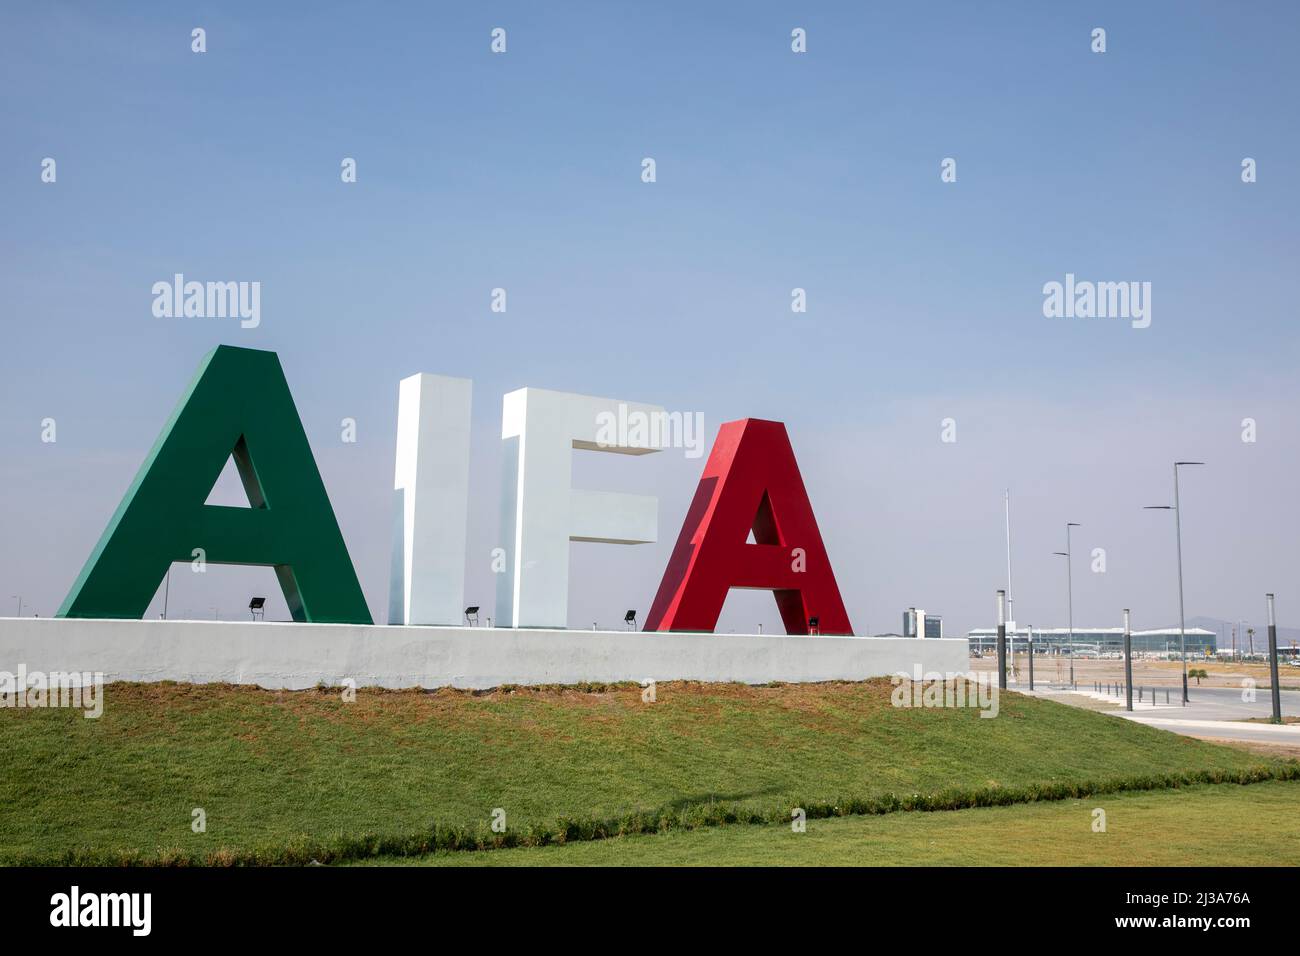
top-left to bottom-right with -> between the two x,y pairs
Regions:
1021,683 -> 1300,747
1129,719 -> 1300,746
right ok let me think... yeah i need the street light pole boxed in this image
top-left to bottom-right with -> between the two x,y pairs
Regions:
996,589 -> 1007,691
1172,463 -> 1190,704
1004,489 -> 1015,625
1144,462 -> 1202,705
1053,522 -> 1080,689
1267,593 -> 1281,724
1123,608 -> 1133,712
1067,523 -> 1077,688
1027,624 -> 1034,691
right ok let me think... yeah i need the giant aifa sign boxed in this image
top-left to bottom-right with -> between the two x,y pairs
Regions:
58,346 -> 853,635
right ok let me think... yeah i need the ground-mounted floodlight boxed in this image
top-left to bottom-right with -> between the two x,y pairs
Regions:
249,596 -> 266,621
464,605 -> 479,627
624,610 -> 637,630
808,615 -> 820,635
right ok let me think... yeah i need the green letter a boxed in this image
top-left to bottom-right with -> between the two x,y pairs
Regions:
58,346 -> 372,623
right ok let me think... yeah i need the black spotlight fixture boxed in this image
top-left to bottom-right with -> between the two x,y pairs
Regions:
624,609 -> 637,630
808,615 -> 819,635
464,605 -> 480,626
249,597 -> 266,621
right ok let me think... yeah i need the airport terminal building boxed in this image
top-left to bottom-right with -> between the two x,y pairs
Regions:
966,626 -> 1217,658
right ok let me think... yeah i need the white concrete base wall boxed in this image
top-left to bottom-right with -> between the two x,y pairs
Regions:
0,618 -> 970,691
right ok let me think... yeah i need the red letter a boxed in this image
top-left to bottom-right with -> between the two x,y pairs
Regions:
644,419 -> 853,635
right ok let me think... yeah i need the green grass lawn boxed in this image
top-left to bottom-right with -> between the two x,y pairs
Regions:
366,780 -> 1300,866
0,679 -> 1289,865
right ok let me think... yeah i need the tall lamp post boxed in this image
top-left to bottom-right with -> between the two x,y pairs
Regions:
1144,460 -> 1203,705
1266,593 -> 1281,724
996,589 -> 1007,691
1053,522 -> 1080,688
1123,608 -> 1133,712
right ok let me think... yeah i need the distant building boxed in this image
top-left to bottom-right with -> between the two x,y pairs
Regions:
904,608 -> 943,639
966,626 -> 1216,657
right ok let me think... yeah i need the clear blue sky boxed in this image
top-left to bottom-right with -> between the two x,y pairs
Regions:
2,2 -> 1297,636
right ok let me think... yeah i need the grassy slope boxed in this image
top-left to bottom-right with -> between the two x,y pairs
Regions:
0,679 -> 1285,864
371,780 -> 1300,867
